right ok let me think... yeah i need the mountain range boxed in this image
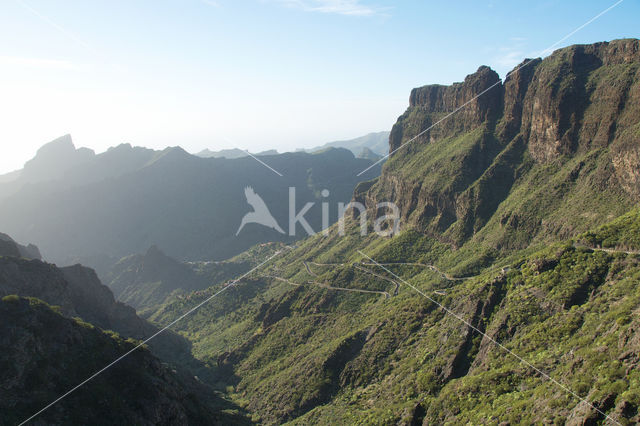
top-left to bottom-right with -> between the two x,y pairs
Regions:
148,39 -> 640,424
195,148 -> 279,159
190,132 -> 390,160
0,138 -> 381,267
301,131 -> 390,158
1,38 -> 640,424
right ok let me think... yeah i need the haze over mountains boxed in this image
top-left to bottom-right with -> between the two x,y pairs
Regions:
0,134 -> 381,267
300,131 -> 390,158
191,132 -> 389,160
2,38 -> 640,424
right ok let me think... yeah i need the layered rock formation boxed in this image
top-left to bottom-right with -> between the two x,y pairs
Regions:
367,39 -> 640,249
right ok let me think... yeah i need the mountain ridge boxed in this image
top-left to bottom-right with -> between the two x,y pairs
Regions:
0,144 -> 381,265
365,38 -> 640,258
146,39 -> 640,424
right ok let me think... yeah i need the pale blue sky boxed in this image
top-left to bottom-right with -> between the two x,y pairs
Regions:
0,0 -> 638,173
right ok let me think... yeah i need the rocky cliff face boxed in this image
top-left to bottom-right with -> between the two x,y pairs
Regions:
521,41 -> 640,164
0,296 -> 244,425
391,65 -> 503,151
368,39 -> 640,249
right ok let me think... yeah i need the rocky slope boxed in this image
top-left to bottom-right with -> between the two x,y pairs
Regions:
0,296 -> 246,425
148,40 -> 640,424
366,39 -> 640,261
0,233 -> 41,260
0,237 -> 219,377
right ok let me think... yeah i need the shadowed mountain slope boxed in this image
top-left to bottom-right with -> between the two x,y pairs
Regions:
0,296 -> 248,425
0,144 -> 380,266
147,39 -> 640,424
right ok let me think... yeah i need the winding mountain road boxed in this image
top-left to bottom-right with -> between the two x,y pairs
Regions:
263,273 -> 390,298
302,260 -> 453,298
265,244 -> 640,303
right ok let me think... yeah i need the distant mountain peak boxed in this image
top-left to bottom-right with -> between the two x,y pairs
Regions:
145,244 -> 168,259
21,134 -> 95,183
195,147 -> 247,159
145,146 -> 195,167
302,131 -> 390,157
34,134 -> 75,155
107,143 -> 133,152
357,146 -> 382,161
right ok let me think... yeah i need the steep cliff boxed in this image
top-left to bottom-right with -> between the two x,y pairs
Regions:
367,39 -> 640,256
148,40 -> 640,424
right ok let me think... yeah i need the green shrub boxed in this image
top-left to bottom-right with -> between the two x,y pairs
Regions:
1,294 -> 20,303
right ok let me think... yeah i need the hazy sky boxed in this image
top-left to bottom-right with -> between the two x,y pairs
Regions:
0,0 -> 638,173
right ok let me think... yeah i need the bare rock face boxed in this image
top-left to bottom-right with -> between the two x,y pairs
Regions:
0,233 -> 42,260
521,39 -> 640,163
391,66 -> 503,152
366,39 -> 640,249
500,58 -> 541,141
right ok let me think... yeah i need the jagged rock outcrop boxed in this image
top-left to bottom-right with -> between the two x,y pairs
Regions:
367,39 -> 640,249
21,134 -> 95,183
520,40 -> 640,163
0,257 -> 77,315
0,237 -> 21,258
0,233 -> 42,260
391,66 -> 503,152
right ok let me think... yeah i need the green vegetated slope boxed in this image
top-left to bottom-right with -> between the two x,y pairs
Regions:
105,245 -> 212,315
149,40 -> 640,424
153,210 -> 640,425
0,296 -> 248,425
0,236 -> 252,424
